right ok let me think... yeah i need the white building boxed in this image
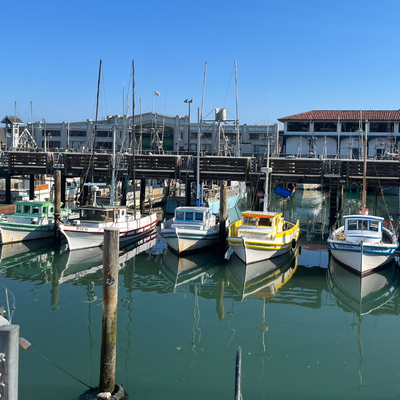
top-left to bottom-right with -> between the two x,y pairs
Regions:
278,110 -> 400,159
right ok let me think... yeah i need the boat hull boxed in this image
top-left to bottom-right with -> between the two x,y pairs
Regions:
60,214 -> 158,251
228,236 -> 297,264
327,240 -> 397,275
0,224 -> 54,244
161,227 -> 220,254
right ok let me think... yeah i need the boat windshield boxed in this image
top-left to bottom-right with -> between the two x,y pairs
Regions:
258,218 -> 272,227
81,209 -> 106,221
347,219 -> 380,232
243,216 -> 258,226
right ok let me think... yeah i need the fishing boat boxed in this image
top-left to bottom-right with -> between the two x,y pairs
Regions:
327,122 -> 399,275
0,200 -> 73,244
161,65 -> 228,255
227,147 -> 300,264
58,184 -> 158,251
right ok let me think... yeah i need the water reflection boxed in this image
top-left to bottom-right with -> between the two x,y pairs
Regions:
327,257 -> 399,389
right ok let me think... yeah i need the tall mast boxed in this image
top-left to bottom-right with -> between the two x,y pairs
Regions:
91,59 -> 102,184
235,61 -> 240,157
132,60 -> 136,215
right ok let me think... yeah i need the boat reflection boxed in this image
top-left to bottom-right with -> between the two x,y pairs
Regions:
226,247 -> 299,301
57,231 -> 158,284
327,257 -> 399,388
327,257 -> 398,315
160,247 -> 219,291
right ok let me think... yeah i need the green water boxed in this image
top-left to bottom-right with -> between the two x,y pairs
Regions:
1,190 -> 400,400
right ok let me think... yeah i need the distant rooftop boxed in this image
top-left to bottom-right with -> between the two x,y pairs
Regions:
1,115 -> 23,124
278,110 -> 400,122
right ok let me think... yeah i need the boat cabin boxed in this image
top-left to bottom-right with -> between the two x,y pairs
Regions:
78,206 -> 127,222
343,215 -> 383,243
241,211 -> 282,230
172,206 -> 215,228
14,200 -> 55,218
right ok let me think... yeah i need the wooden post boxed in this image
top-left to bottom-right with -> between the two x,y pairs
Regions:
0,325 -> 19,400
99,228 -> 120,394
54,171 -> 61,237
219,180 -> 227,252
61,173 -> 66,205
120,176 -> 127,206
5,175 -> 11,205
140,178 -> 146,215
329,185 -> 338,229
29,175 -> 35,200
185,179 -> 192,206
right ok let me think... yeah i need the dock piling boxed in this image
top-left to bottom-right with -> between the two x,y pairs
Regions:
219,180 -> 227,252
99,228 -> 121,395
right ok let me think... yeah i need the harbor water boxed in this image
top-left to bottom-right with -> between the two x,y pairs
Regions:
1,189 -> 400,399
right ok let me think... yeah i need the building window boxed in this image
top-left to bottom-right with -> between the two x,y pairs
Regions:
70,131 -> 87,137
97,130 -> 111,138
341,122 -> 365,132
314,122 -> 337,132
369,122 -> 394,133
249,133 -> 261,140
287,122 -> 310,132
43,130 -> 61,136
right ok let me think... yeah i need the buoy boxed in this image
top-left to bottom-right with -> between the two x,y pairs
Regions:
19,337 -> 31,350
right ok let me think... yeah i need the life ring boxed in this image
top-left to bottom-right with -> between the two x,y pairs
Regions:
349,182 -> 359,195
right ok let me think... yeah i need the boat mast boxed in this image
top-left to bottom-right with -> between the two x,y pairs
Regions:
132,60 -> 136,216
361,120 -> 368,214
91,59 -> 102,185
235,61 -> 240,158
263,137 -> 272,213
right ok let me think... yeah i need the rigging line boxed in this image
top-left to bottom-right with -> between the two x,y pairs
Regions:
222,64 -> 235,107
28,346 -> 94,390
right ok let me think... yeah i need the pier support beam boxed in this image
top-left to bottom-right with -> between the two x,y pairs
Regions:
219,180 -> 227,253
29,175 -> 35,200
61,173 -> 66,205
329,186 -> 338,229
5,175 -> 11,205
99,228 -> 120,394
54,171 -> 61,235
120,176 -> 127,206
185,180 -> 192,206
140,179 -> 146,215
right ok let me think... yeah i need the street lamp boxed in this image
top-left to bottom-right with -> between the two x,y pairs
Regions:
184,99 -> 193,154
38,118 -> 47,152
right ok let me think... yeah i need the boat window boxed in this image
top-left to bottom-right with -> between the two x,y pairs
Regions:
49,207 -> 54,214
258,218 -> 272,227
243,216 -> 258,226
176,211 -> 184,220
23,205 -> 31,213
370,221 -> 379,232
16,205 -> 23,213
360,220 -> 368,230
32,206 -> 39,214
347,220 -> 358,230
43,207 -> 47,214
195,212 -> 203,221
185,212 -> 194,221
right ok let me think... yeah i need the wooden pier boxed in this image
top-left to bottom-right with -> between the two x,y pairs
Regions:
0,151 -> 399,205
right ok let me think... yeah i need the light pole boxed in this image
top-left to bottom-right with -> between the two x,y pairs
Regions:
38,118 -> 47,152
184,99 -> 193,154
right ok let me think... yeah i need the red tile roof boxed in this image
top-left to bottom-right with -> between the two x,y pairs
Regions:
278,110 -> 400,121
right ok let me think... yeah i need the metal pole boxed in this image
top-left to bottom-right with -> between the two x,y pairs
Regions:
99,228 -> 120,394
234,346 -> 242,400
54,170 -> 61,236
219,180 -> 227,250
0,325 -> 19,400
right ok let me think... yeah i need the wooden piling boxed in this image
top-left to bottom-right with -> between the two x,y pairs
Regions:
219,180 -> 227,252
29,175 -> 35,200
99,228 -> 120,394
5,175 -> 11,205
185,179 -> 192,206
140,178 -> 146,215
329,185 -> 338,229
54,171 -> 61,231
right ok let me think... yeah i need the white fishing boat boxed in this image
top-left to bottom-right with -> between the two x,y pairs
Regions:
58,185 -> 158,251
327,122 -> 399,275
161,66 -> 228,255
0,200 -> 73,244
227,142 -> 300,264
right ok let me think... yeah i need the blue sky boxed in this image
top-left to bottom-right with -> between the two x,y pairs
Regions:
2,0 -> 400,127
